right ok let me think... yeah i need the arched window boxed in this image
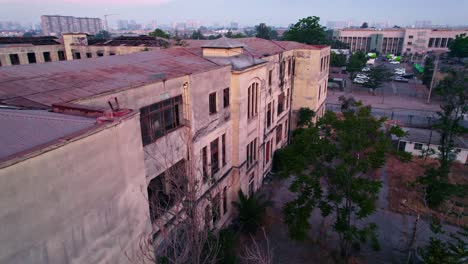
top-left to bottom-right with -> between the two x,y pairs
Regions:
247,82 -> 259,119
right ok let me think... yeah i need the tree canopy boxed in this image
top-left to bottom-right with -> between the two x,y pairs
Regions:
149,28 -> 170,39
254,23 -> 278,40
191,30 -> 205,40
225,30 -> 246,39
279,98 -> 403,258
448,33 -> 468,58
346,51 -> 367,76
361,22 -> 369,28
283,16 -> 328,45
330,51 -> 347,67
361,65 -> 393,92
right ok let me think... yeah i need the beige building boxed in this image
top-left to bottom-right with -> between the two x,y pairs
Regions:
0,34 -> 169,67
335,27 -> 468,55
0,37 -> 329,263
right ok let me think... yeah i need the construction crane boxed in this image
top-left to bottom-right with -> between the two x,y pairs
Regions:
104,14 -> 119,31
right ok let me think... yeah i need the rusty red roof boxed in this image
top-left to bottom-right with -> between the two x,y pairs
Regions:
0,48 -> 222,107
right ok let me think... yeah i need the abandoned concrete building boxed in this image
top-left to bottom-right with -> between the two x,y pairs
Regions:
0,34 -> 170,67
0,37 -> 330,263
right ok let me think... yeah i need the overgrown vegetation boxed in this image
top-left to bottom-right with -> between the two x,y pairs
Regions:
361,65 -> 393,93
149,28 -> 170,39
346,51 -> 367,78
283,16 -> 328,45
330,51 -> 347,67
448,33 -> 468,58
278,98 -> 404,258
254,23 -> 278,40
417,70 -> 468,208
232,190 -> 272,234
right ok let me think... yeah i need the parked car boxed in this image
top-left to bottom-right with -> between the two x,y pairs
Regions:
356,73 -> 369,79
402,73 -> 414,79
390,61 -> 400,64
362,67 -> 371,72
353,78 -> 368,84
394,76 -> 409,82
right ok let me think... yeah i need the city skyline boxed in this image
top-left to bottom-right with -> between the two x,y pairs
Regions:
1,0 -> 467,29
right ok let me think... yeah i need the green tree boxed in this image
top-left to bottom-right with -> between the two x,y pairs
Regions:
254,23 -> 277,40
232,190 -> 272,234
94,30 -> 111,40
361,22 -> 369,28
280,98 -> 402,258
149,28 -> 170,39
330,51 -> 347,67
191,30 -> 205,40
361,65 -> 393,93
208,34 -> 222,40
347,51 -> 367,78
423,56 -> 435,87
225,30 -> 246,39
283,16 -> 328,45
448,33 -> 468,58
418,70 -> 468,208
296,107 -> 316,127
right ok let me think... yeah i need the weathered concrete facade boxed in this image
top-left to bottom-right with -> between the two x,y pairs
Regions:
0,37 -> 330,262
0,112 -> 150,263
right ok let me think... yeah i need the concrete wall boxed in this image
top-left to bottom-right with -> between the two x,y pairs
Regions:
0,45 -> 65,66
0,114 -> 150,264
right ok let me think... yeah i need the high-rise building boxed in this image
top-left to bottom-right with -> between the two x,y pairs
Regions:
41,15 -> 102,36
117,19 -> 129,30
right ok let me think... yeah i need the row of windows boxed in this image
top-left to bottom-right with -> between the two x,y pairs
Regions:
428,37 -> 454,48
4,51 -> 65,66
72,51 -> 115,60
202,134 -> 227,182
320,55 -> 330,72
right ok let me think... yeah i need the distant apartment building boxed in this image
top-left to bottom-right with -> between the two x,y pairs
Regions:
0,37 -> 329,263
41,15 -> 103,36
335,27 -> 468,55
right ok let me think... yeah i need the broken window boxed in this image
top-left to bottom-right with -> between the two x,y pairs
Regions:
43,52 -> 51,62
57,51 -> 65,61
222,134 -> 226,166
140,95 -> 182,146
9,54 -> 20,65
246,138 -> 257,168
266,102 -> 272,128
209,92 -> 217,114
276,124 -> 283,144
147,160 -> 186,223
223,88 -> 230,108
265,140 -> 271,164
248,173 -> 255,196
211,138 -> 219,175
86,53 -> 92,58
277,93 -> 285,116
268,70 -> 273,86
73,52 -> 81,60
97,52 -> 104,57
286,89 -> 290,109
202,146 -> 208,182
27,53 -> 36,64
248,82 -> 259,119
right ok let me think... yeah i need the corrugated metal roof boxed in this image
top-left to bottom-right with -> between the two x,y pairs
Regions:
0,48 -> 222,107
201,36 -> 245,48
0,109 -> 96,160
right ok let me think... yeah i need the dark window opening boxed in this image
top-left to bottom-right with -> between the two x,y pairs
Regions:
276,124 -> 283,144
73,52 -> 81,60
414,143 -> 423,150
43,52 -> 51,62
210,138 -> 219,175
9,54 -> 20,65
57,51 -> 65,61
277,93 -> 285,116
222,187 -> 228,215
209,92 -> 217,114
109,52 -> 116,56
86,53 -> 92,58
248,173 -> 255,196
222,134 -> 226,166
268,70 -> 273,86
248,83 -> 259,119
246,138 -> 257,168
266,102 -> 272,128
147,160 -> 187,223
409,35 -> 413,39
27,53 -> 37,64
202,147 -> 208,182
140,95 -> 182,146
223,88 -> 230,108
97,52 -> 104,57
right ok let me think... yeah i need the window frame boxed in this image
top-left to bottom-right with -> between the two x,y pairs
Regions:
210,138 -> 219,176
140,95 -> 182,146
209,92 -> 217,115
223,88 -> 230,108
414,143 -> 423,150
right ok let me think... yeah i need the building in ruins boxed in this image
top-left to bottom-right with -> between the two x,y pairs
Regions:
0,37 -> 329,263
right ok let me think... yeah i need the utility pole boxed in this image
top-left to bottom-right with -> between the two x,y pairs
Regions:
426,54 -> 439,104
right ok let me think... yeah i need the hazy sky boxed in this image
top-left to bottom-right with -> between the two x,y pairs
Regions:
1,0 -> 467,27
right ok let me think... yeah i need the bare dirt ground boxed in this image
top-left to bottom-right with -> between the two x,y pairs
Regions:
387,155 -> 467,227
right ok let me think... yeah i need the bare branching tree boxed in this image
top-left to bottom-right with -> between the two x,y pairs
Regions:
241,228 -> 273,264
